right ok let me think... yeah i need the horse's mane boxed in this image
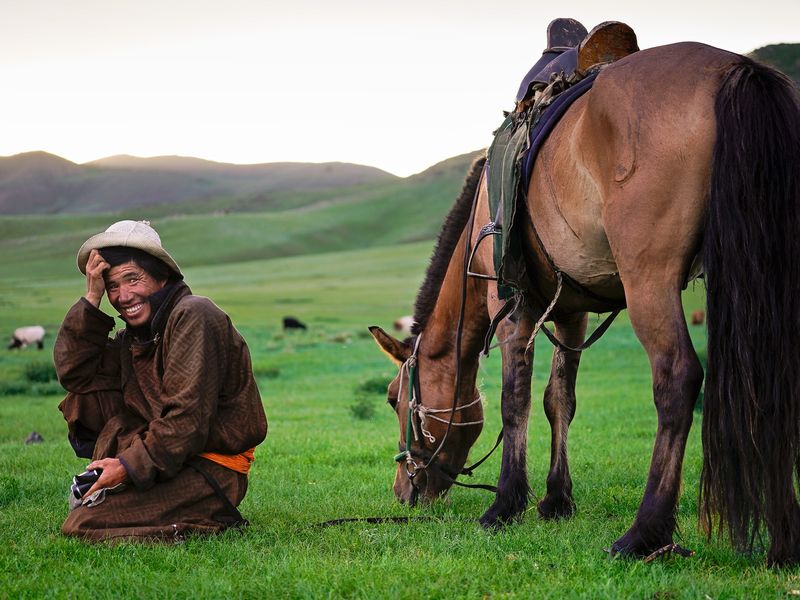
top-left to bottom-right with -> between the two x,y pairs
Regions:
411,155 -> 487,335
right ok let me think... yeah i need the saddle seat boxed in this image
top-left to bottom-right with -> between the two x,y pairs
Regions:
486,18 -> 640,301
516,19 -> 639,107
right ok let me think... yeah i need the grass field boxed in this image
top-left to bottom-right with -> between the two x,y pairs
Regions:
1,213 -> 798,598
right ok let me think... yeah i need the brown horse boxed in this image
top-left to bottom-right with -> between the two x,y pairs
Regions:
370,41 -> 800,565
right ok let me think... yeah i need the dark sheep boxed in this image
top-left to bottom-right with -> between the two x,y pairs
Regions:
282,317 -> 307,331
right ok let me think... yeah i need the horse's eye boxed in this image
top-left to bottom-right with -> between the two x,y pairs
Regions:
387,395 -> 398,409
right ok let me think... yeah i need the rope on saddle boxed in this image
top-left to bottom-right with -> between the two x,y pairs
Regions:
522,271 -> 621,361
481,68 -> 622,357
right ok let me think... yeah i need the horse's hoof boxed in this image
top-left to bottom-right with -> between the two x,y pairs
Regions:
767,552 -> 800,568
537,494 -> 576,520
479,502 -> 524,529
478,508 -> 508,530
609,528 -> 674,559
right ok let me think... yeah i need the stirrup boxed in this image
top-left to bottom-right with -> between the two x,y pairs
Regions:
467,222 -> 501,281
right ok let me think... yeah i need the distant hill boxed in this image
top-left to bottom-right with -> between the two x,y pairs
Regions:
0,152 -> 397,215
749,43 -> 800,84
0,149 -> 486,280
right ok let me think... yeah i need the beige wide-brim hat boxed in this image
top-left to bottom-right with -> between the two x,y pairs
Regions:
77,220 -> 183,279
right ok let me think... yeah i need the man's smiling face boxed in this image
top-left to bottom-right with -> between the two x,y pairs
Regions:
104,261 -> 166,327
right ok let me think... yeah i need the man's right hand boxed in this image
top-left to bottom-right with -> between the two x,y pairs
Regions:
84,249 -> 110,307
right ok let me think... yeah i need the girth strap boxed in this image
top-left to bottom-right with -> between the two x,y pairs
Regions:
482,295 -> 519,356
539,310 -> 621,353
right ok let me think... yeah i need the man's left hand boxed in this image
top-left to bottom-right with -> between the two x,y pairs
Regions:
83,458 -> 129,498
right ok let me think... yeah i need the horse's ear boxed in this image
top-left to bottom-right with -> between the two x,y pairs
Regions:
368,326 -> 411,366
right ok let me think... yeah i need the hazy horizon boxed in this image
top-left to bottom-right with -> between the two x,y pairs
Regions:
1,0 -> 797,177
0,148 -> 474,177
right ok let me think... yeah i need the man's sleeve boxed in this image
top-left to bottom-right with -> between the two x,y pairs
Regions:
54,298 -> 121,393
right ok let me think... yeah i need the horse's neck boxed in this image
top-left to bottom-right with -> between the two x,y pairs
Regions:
425,230 -> 489,360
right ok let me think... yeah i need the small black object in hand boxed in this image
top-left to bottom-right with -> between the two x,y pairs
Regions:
71,468 -> 103,499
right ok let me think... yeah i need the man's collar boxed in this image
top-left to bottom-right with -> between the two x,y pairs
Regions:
123,280 -> 190,341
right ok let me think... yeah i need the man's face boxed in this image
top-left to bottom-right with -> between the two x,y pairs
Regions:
104,261 -> 167,328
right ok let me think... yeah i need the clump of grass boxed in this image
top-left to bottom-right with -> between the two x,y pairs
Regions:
30,382 -> 65,395
349,375 -> 392,420
0,360 -> 63,396
253,366 -> 281,379
349,395 -> 376,420
24,360 -> 57,383
0,381 -> 30,396
0,476 -> 21,506
355,375 -> 392,395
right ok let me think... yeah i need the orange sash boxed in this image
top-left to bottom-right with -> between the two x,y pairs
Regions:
198,447 -> 255,474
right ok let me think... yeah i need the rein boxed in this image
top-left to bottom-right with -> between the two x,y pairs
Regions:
393,333 -> 502,493
393,166 -> 503,495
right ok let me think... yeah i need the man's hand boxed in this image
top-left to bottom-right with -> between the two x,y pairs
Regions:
83,457 -> 129,497
84,249 -> 110,307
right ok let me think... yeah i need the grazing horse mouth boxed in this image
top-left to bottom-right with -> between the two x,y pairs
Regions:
395,461 -> 457,507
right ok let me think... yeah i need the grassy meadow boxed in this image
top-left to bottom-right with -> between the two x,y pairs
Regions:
1,186 -> 798,598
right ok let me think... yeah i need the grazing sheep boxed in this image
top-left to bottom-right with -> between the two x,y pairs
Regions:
8,325 -> 46,350
282,316 -> 307,331
392,316 -> 415,337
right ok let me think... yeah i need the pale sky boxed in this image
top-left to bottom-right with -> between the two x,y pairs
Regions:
1,0 -> 797,176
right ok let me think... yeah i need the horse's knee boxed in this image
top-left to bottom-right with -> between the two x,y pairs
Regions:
543,383 -> 576,424
500,375 -> 531,429
652,351 -> 703,428
657,351 -> 702,394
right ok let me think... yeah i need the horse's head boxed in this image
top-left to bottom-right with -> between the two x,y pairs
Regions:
369,326 -> 483,506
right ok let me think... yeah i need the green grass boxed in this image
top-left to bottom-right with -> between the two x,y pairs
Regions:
0,212 -> 795,597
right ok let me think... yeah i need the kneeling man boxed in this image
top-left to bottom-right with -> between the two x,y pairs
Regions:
55,220 -> 268,541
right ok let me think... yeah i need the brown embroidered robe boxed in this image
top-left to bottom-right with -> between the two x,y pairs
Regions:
55,281 -> 267,540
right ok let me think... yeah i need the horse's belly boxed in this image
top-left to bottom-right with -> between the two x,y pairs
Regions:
527,112 -> 624,299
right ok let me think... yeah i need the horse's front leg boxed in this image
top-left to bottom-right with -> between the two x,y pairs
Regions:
537,312 -> 587,520
479,310 -> 535,528
610,284 -> 703,556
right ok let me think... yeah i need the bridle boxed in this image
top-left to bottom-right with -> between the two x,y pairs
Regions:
391,164 -> 502,497
392,333 -> 501,496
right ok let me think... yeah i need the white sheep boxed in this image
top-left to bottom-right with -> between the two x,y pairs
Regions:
8,325 -> 46,350
392,316 -> 415,338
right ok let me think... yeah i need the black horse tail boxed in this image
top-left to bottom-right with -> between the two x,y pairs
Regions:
700,58 -> 800,564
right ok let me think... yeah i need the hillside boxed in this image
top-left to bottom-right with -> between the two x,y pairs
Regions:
750,43 -> 800,84
0,152 -> 397,215
0,150 -> 485,281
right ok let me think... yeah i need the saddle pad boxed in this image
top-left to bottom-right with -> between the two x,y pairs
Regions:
487,71 -> 598,299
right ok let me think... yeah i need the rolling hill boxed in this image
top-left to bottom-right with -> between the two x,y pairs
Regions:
0,150 -> 485,281
0,152 -> 397,215
750,43 -> 800,84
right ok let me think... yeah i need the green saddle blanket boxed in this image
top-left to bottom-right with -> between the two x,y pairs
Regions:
486,72 -> 598,300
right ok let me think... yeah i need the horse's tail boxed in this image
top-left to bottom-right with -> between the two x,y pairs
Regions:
700,57 -> 800,562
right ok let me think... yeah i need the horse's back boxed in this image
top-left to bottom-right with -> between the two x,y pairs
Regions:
529,42 -> 742,300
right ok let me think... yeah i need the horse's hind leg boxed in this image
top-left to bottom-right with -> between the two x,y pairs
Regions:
479,310 -> 535,528
538,312 -> 587,520
611,283 -> 703,556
